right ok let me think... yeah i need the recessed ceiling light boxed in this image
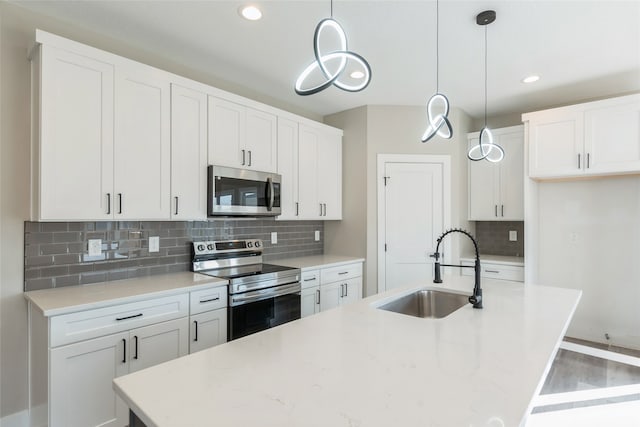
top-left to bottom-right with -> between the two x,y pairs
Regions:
239,5 -> 262,21
522,75 -> 540,84
350,71 -> 365,79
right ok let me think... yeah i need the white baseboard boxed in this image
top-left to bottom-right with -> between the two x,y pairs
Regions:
0,410 -> 28,427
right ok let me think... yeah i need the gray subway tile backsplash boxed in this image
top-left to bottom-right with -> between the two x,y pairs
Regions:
24,219 -> 324,291
474,221 -> 524,257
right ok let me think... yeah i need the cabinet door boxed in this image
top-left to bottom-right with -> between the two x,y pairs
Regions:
340,277 -> 362,306
115,63 -> 171,219
468,136 -> 500,220
301,286 -> 320,318
298,125 -> 320,219
170,84 -> 208,220
128,318 -> 188,373
39,45 -> 114,220
528,109 -> 584,178
319,282 -> 342,312
277,118 -> 299,219
497,130 -> 524,220
50,332 -> 129,427
189,309 -> 227,354
208,96 -> 245,168
585,97 -> 640,175
245,108 -> 277,173
317,131 -> 342,220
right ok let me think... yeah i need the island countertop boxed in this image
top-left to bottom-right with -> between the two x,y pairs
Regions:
114,276 -> 581,427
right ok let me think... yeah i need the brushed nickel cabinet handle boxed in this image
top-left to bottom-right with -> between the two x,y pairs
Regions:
107,193 -> 111,215
578,153 -> 581,169
241,149 -> 246,165
175,196 -> 179,215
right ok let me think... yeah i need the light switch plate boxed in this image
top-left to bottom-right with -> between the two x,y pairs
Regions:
149,236 -> 160,253
314,230 -> 320,241
509,230 -> 517,242
88,239 -> 102,256
271,232 -> 277,244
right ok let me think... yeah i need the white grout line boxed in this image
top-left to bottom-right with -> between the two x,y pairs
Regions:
532,383 -> 640,407
560,341 -> 640,367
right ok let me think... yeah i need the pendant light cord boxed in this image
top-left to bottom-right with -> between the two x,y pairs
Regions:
484,24 -> 488,127
436,0 -> 440,92
330,0 -> 333,18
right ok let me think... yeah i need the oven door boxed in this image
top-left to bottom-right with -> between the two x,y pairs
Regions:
229,283 -> 301,340
208,165 -> 281,217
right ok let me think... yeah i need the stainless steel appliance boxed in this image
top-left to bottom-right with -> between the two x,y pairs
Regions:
192,239 -> 300,340
207,165 -> 281,217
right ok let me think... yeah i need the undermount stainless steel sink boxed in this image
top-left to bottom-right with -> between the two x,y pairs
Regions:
377,289 -> 469,319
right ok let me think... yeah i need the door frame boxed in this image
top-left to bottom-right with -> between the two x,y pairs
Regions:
377,154 -> 452,293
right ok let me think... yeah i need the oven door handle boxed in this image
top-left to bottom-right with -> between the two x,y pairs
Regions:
266,177 -> 274,212
231,282 -> 301,306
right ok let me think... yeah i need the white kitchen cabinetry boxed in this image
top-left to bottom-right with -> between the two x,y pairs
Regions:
189,286 -> 228,353
319,263 -> 362,311
297,124 -> 342,220
277,118 -> 300,219
31,293 -> 190,427
208,96 -> 277,173
525,93 -> 640,179
300,270 -> 321,317
468,125 -> 524,221
170,83 -> 208,220
460,258 -> 524,282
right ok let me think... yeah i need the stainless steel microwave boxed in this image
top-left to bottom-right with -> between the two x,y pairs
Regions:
207,165 -> 281,217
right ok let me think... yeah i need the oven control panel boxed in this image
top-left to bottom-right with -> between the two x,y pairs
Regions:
192,239 -> 262,256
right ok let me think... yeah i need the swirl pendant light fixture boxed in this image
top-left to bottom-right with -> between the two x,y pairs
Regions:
468,10 -> 504,163
422,0 -> 452,142
295,0 -> 371,96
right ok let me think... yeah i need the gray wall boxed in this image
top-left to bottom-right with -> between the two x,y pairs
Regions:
24,220 -> 324,291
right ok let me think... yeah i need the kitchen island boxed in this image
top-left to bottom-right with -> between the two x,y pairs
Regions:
114,276 -> 581,427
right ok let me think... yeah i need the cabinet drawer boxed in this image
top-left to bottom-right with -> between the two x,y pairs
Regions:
189,286 -> 227,315
461,261 -> 524,282
301,270 -> 320,290
321,263 -> 362,285
50,294 -> 189,347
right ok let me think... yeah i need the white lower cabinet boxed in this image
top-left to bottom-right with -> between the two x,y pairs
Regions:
300,262 -> 363,316
460,259 -> 524,282
189,286 -> 228,353
300,270 -> 321,318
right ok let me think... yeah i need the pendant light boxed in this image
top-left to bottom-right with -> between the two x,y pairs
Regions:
422,0 -> 452,142
295,0 -> 371,96
468,10 -> 504,163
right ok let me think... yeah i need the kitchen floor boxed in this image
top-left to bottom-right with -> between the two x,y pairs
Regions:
526,338 -> 640,426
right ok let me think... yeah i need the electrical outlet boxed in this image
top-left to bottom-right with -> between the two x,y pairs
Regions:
314,230 -> 320,241
149,236 -> 160,253
509,230 -> 517,242
271,232 -> 277,244
88,239 -> 102,256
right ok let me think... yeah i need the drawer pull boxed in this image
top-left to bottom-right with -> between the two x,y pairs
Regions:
199,297 -> 220,303
338,272 -> 348,275
115,313 -> 143,321
485,270 -> 500,274
303,277 -> 317,282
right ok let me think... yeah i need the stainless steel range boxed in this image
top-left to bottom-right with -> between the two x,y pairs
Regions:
192,239 -> 301,340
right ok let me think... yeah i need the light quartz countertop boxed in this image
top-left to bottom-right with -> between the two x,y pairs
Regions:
461,254 -> 525,266
114,275 -> 581,427
273,254 -> 365,270
24,272 -> 228,316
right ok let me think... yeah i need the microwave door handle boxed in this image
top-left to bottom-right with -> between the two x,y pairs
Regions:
266,177 -> 274,211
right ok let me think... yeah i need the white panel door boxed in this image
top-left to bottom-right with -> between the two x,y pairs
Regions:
384,162 -> 444,290
499,131 -> 525,220
39,44 -> 114,220
585,99 -> 640,174
301,286 -> 320,318
50,332 -> 129,427
245,108 -> 277,173
115,64 -> 171,219
276,118 -> 299,219
317,131 -> 342,219
468,136 -> 499,220
129,318 -> 189,373
170,84 -> 208,220
208,96 -> 245,168
189,309 -> 227,354
528,110 -> 584,178
320,282 -> 342,312
298,125 -> 320,219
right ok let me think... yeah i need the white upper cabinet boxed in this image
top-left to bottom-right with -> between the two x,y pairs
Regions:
525,94 -> 640,179
170,84 -> 208,220
36,44 -> 115,221
114,63 -> 171,220
317,131 -> 342,220
468,125 -> 524,221
208,96 -> 277,173
276,118 -> 300,219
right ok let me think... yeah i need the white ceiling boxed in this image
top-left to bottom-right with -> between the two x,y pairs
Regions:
11,0 -> 640,119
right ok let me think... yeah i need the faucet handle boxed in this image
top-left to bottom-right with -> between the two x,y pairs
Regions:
429,252 -> 440,261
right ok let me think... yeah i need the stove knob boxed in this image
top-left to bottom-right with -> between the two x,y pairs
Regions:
207,244 -> 214,251
247,242 -> 253,248
254,241 -> 261,248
